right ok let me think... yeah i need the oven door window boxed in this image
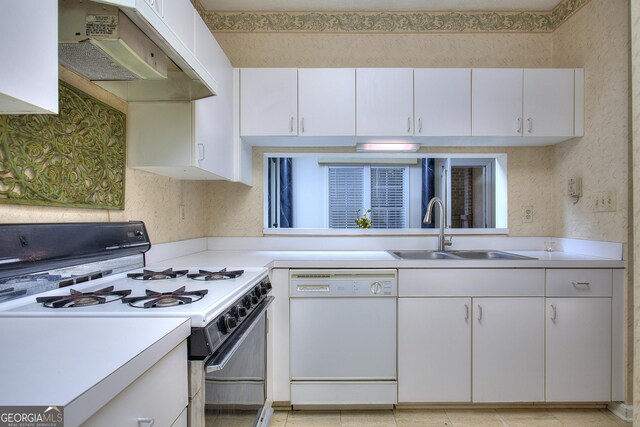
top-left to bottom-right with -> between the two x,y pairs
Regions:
204,314 -> 266,426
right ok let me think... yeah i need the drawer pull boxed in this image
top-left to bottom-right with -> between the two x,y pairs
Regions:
464,303 -> 469,321
550,304 -> 557,322
571,281 -> 590,288
477,304 -> 482,321
138,418 -> 155,427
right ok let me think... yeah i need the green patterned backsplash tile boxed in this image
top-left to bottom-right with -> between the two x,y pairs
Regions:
0,82 -> 126,210
202,0 -> 590,33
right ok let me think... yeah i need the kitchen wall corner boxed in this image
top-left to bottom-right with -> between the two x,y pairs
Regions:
0,66 -> 208,244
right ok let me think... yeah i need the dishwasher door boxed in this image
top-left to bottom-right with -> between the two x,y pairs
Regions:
290,296 -> 396,380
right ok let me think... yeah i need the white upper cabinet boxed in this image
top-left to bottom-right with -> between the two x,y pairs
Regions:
162,0 -> 195,54
241,68 -> 298,137
523,69 -> 575,137
0,0 -> 58,114
298,68 -> 355,137
472,68 -> 524,137
356,68 -> 414,136
414,69 -> 471,136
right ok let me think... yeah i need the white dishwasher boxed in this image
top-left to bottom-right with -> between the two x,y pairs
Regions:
289,269 -> 397,406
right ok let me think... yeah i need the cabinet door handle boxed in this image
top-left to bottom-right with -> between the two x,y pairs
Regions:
528,117 -> 533,133
571,281 -> 590,288
550,304 -> 557,323
198,144 -> 205,161
517,117 -> 522,134
418,117 -> 423,134
137,418 -> 155,427
290,116 -> 294,133
464,303 -> 469,321
407,117 -> 411,133
301,117 -> 305,133
477,304 -> 482,321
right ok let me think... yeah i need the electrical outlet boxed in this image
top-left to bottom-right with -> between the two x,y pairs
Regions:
593,192 -> 617,212
523,206 -> 533,223
179,204 -> 186,221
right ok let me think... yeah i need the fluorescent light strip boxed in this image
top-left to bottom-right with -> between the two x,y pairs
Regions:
356,142 -> 421,152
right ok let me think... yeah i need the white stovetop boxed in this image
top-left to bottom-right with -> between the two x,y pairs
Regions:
0,266 -> 268,327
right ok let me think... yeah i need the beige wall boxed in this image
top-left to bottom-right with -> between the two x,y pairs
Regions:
0,68 -> 208,244
551,0 -> 630,243
631,0 -> 639,422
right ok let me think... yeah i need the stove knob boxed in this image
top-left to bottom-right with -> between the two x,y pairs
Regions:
264,281 -> 272,291
243,296 -> 252,309
237,305 -> 247,318
225,314 -> 237,330
254,286 -> 262,298
259,285 -> 267,296
251,295 -> 259,305
217,317 -> 229,335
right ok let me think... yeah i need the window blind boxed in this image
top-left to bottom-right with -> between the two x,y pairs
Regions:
328,166 -> 364,228
371,167 -> 408,228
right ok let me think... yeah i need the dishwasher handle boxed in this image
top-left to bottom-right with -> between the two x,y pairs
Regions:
206,296 -> 274,373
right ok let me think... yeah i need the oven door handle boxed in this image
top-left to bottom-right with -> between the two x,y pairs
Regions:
206,296 -> 274,373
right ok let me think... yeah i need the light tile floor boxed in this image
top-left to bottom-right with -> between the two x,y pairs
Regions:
269,409 -> 630,427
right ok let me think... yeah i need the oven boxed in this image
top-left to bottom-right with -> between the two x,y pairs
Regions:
188,281 -> 274,427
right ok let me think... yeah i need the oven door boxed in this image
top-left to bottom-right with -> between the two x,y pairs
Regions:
204,297 -> 273,427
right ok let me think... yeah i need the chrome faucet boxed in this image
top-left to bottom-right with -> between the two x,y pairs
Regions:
423,197 -> 452,251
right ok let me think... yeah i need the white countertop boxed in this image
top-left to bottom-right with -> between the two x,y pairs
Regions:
154,249 -> 625,269
0,317 -> 190,425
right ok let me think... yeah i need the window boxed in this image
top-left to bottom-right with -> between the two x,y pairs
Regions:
328,165 -> 408,229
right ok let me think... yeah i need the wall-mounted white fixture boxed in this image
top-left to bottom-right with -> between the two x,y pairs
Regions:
568,177 -> 582,204
356,142 -> 420,152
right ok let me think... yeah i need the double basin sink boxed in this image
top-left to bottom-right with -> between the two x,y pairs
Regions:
388,250 -> 537,261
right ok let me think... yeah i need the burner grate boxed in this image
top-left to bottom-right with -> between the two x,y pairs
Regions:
127,268 -> 188,280
36,286 -> 132,308
122,286 -> 208,309
187,268 -> 244,281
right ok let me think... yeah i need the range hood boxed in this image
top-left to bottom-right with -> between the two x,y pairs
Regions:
58,0 -> 213,101
59,0 -> 168,81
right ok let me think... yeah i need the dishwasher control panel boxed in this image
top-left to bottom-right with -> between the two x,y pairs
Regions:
290,269 -> 397,297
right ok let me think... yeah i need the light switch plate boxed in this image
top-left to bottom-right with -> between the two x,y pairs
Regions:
593,192 -> 617,212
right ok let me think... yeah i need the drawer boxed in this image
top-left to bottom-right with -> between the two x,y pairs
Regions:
399,269 -> 545,297
83,341 -> 188,427
546,269 -> 612,297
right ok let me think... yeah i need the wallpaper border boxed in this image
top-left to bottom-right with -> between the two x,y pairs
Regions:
197,0 -> 590,33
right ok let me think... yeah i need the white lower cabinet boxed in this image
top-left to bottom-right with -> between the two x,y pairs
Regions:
472,297 -> 545,402
83,341 -> 188,427
398,298 -> 471,402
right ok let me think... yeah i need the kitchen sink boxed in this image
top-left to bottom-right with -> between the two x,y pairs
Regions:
388,250 -> 537,260
450,250 -> 537,260
388,250 -> 463,260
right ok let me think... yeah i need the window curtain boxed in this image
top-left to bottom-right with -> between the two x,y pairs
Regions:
421,158 -> 435,229
279,158 -> 293,228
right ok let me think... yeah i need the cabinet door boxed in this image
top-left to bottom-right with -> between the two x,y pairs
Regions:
398,298 -> 471,403
472,297 -> 544,402
523,69 -> 575,137
546,298 -> 611,402
241,68 -> 298,136
471,69 -> 523,137
163,0 -> 195,54
356,68 -> 414,136
298,68 -> 355,136
0,0 -> 58,114
414,69 -> 471,136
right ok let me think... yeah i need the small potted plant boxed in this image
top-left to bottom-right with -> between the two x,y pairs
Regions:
355,209 -> 372,229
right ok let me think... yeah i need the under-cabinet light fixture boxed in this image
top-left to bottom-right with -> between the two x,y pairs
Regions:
355,142 -> 421,152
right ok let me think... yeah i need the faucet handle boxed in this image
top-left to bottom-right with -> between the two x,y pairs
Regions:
444,236 -> 453,247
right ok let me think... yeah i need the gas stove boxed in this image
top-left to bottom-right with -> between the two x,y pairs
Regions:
0,265 -> 269,327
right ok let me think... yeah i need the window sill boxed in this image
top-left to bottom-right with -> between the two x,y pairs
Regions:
262,228 -> 510,236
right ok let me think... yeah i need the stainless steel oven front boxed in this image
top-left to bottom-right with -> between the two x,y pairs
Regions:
188,295 -> 273,427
